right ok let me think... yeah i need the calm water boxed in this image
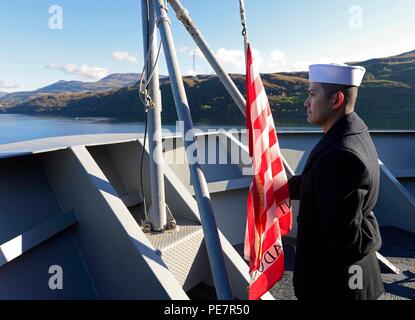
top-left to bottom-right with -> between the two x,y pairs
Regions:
0,114 -> 149,144
0,114 -> 318,145
1,113 -> 413,145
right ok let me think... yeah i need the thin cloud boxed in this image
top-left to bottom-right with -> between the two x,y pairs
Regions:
176,44 -> 415,74
268,50 -> 286,68
216,48 -> 244,71
112,51 -> 139,64
215,48 -> 263,73
0,79 -> 19,89
46,63 -> 109,80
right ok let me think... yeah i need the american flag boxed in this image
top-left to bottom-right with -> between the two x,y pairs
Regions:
244,44 -> 293,300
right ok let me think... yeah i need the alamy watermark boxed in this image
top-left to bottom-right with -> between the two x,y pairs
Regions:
48,265 -> 63,290
348,265 -> 363,290
49,5 -> 63,30
349,5 -> 363,30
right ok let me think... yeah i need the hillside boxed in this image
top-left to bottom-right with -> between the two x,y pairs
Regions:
0,73 -> 140,109
35,73 -> 140,93
1,50 -> 415,126
354,50 -> 415,86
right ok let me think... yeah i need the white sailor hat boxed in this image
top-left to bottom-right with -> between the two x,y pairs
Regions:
309,63 -> 366,87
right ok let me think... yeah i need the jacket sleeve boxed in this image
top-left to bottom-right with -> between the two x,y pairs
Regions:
288,175 -> 302,200
314,149 -> 382,265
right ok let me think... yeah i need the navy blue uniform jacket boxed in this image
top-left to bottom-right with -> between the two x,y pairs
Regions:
289,112 -> 384,300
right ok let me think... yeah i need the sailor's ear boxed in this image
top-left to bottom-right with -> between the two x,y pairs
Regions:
331,91 -> 345,110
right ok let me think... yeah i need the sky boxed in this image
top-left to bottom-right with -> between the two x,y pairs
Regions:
1,0 -> 415,93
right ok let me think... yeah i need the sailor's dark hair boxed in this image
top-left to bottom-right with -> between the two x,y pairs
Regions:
320,83 -> 358,109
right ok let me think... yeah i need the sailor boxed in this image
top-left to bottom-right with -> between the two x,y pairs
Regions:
289,63 -> 385,300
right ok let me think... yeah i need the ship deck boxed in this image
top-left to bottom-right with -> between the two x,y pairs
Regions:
0,132 -> 414,300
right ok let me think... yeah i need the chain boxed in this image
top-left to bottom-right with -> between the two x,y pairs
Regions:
240,11 -> 247,38
140,0 -> 167,111
239,0 -> 248,41
139,39 -> 162,112
140,88 -> 156,112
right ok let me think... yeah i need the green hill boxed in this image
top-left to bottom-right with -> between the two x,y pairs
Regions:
1,50 -> 415,128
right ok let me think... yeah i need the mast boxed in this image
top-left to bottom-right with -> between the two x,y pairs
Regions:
141,0 -> 167,231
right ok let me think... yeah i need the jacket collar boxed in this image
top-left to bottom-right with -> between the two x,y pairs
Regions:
303,112 -> 367,173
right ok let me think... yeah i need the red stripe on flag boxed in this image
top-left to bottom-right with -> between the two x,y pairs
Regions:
274,182 -> 290,205
271,156 -> 283,177
249,251 -> 285,300
253,109 -> 268,131
269,128 -> 277,148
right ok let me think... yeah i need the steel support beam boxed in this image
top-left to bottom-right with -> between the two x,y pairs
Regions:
152,0 -> 233,300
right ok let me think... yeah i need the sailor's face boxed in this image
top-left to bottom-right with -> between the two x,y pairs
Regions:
304,82 -> 333,127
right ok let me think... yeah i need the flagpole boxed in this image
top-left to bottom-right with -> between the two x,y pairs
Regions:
141,0 -> 168,232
